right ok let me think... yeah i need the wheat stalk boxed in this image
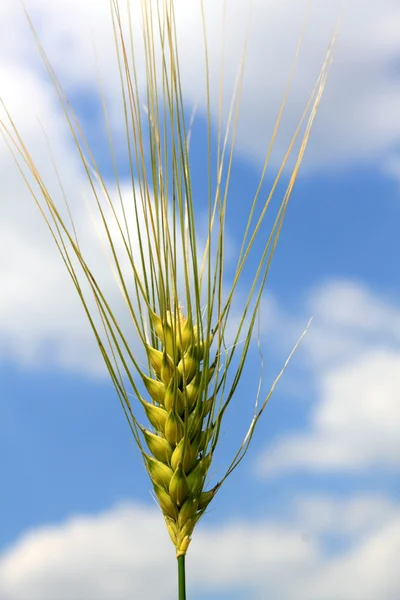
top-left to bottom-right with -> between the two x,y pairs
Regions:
0,0 -> 336,596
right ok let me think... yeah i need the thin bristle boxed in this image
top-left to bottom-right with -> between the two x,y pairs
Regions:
0,0 -> 336,564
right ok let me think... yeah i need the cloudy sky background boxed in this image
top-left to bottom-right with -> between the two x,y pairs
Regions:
1,0 -> 400,598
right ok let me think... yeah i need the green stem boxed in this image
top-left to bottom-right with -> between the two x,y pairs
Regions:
177,554 -> 186,600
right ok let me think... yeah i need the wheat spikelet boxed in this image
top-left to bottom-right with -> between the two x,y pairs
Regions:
141,306 -> 216,557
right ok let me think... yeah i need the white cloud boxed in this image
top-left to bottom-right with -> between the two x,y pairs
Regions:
0,58 -> 197,375
381,153 -> 400,184
1,0 -> 400,376
305,280 -> 400,363
0,496 -> 399,599
257,280 -> 400,476
3,0 -> 400,173
0,61 -> 106,375
299,516 -> 400,600
0,23 -> 282,380
0,504 -> 174,600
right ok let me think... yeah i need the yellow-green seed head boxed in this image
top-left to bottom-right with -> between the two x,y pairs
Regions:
171,438 -> 198,473
187,454 -> 211,493
184,378 -> 200,411
196,334 -> 213,361
177,351 -> 198,384
150,310 -> 165,343
142,374 -> 166,405
187,406 -> 204,439
164,410 -> 184,446
164,327 -> 176,361
142,428 -> 173,465
179,516 -> 196,540
192,324 -> 199,343
197,343 -> 206,361
160,350 -> 175,385
146,345 -> 163,376
176,535 -> 191,557
145,454 -> 174,490
164,381 -> 185,415
176,315 -> 194,353
153,483 -> 177,519
197,487 -> 217,511
150,310 -> 176,359
141,400 -> 168,432
165,310 -> 174,328
165,517 -> 178,545
169,464 -> 189,507
178,495 -> 198,527
198,428 -> 211,453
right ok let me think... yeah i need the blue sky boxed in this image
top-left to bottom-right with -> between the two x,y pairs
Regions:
1,0 -> 400,598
